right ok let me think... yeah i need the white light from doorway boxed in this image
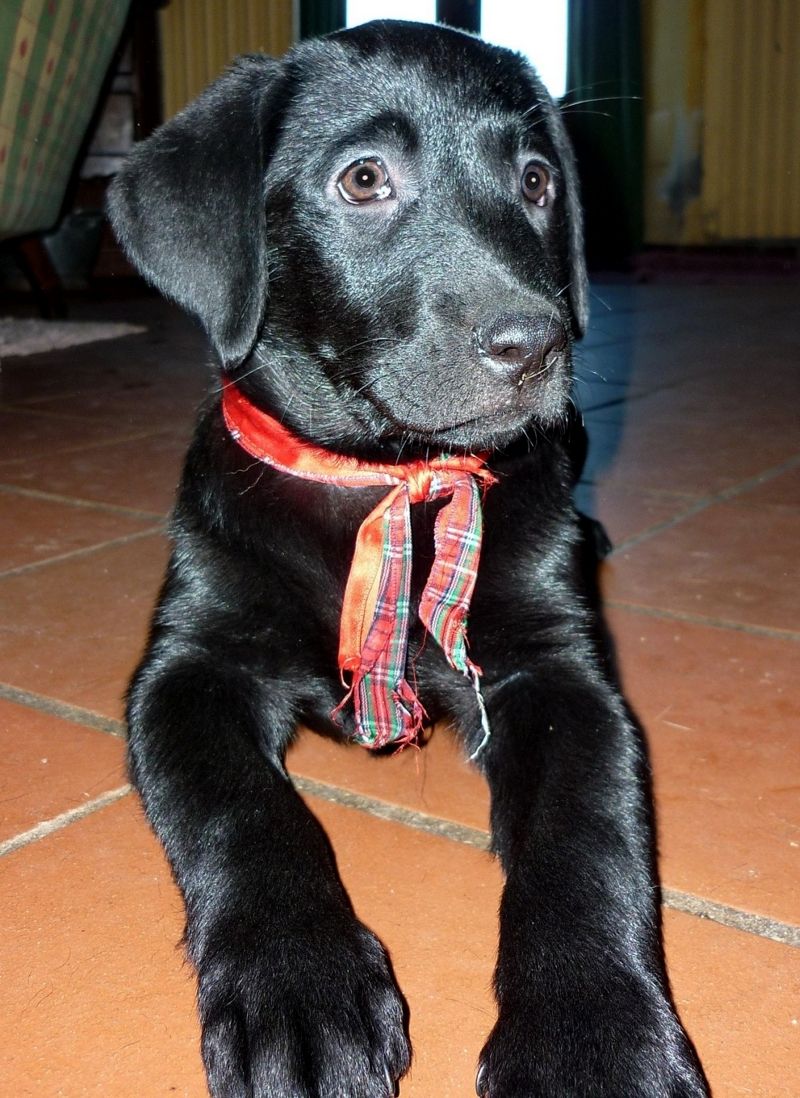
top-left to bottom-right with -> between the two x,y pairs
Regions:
345,1 -> 568,99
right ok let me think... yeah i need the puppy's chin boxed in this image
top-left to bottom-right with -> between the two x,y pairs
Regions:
228,346 -> 571,457
417,404 -> 568,452
374,371 -> 572,454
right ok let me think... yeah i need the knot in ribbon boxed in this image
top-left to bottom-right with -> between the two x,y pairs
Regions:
222,382 -> 496,750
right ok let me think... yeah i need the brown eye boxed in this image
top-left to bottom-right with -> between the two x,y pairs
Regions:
337,158 -> 393,204
521,161 -> 550,206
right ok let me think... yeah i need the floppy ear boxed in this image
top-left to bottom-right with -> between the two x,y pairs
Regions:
546,104 -> 590,339
107,55 -> 282,365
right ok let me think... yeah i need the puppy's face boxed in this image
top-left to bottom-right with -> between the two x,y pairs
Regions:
110,21 -> 587,456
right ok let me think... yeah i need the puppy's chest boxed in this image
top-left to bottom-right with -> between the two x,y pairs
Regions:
266,492 -> 467,623
301,496 -> 448,638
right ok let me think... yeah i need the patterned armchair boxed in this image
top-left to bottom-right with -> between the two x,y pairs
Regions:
0,0 -> 130,310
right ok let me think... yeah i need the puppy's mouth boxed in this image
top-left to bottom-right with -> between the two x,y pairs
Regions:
412,405 -> 541,444
362,351 -> 571,450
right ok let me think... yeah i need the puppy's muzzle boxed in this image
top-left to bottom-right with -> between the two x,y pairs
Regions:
474,312 -> 567,385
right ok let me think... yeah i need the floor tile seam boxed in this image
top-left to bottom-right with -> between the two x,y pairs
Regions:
579,479 -> 700,502
0,422 -> 173,457
1,722 -> 792,945
0,524 -> 165,580
661,888 -> 800,947
292,775 -> 492,850
10,385 -> 168,407
708,450 -> 800,505
612,497 -> 713,553
611,451 -> 800,555
604,599 -> 800,642
0,401 -> 128,424
577,377 -> 689,415
0,427 -> 175,467
294,775 -> 800,948
0,682 -> 127,737
0,785 -> 132,859
0,481 -> 166,521
8,389 -> 118,407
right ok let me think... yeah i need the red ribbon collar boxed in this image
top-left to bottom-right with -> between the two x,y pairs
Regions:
222,382 -> 496,752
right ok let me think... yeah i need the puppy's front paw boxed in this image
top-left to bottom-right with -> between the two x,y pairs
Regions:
476,986 -> 708,1098
195,914 -> 410,1097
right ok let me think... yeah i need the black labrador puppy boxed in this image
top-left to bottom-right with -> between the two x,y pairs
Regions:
109,20 -> 708,1098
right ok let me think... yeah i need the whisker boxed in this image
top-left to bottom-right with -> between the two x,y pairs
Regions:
572,362 -> 610,383
558,108 -> 616,120
522,100 -> 550,121
559,94 -> 642,109
231,357 -> 267,384
588,289 -> 614,313
559,79 -> 629,99
395,431 -> 412,463
337,334 -> 400,356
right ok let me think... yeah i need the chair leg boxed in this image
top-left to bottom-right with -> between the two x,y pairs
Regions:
14,235 -> 68,319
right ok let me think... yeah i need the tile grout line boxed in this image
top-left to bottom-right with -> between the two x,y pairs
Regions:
4,692 -> 796,948
661,888 -> 800,948
0,482 -> 166,521
0,423 -> 172,449
0,425 -> 178,465
687,450 -> 800,503
293,774 -> 493,850
4,386 -> 161,408
0,400 -> 178,426
294,775 -> 800,949
0,401 -> 125,424
0,785 -> 132,858
610,451 -> 800,555
612,497 -> 721,553
0,524 -> 166,580
605,599 -> 800,642
0,682 -> 126,736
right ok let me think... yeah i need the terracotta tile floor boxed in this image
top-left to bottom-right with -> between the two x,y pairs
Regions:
1,283 -> 798,1096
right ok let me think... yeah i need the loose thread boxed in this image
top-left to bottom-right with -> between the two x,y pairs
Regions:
467,666 -> 492,761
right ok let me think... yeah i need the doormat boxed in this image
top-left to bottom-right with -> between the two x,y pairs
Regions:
0,318 -> 146,359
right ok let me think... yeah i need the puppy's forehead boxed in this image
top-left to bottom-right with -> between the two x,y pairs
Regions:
282,25 -> 552,158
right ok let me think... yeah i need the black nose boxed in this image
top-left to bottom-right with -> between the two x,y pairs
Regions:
475,312 -> 567,379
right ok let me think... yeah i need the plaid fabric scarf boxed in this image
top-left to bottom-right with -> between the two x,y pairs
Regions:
222,383 -> 496,751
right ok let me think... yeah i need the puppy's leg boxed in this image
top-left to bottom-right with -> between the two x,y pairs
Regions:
128,654 -> 409,1098
466,661 -> 708,1097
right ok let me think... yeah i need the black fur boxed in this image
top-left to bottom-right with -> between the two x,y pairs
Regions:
109,21 -> 708,1097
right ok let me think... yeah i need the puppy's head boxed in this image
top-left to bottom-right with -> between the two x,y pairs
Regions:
109,20 -> 588,455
